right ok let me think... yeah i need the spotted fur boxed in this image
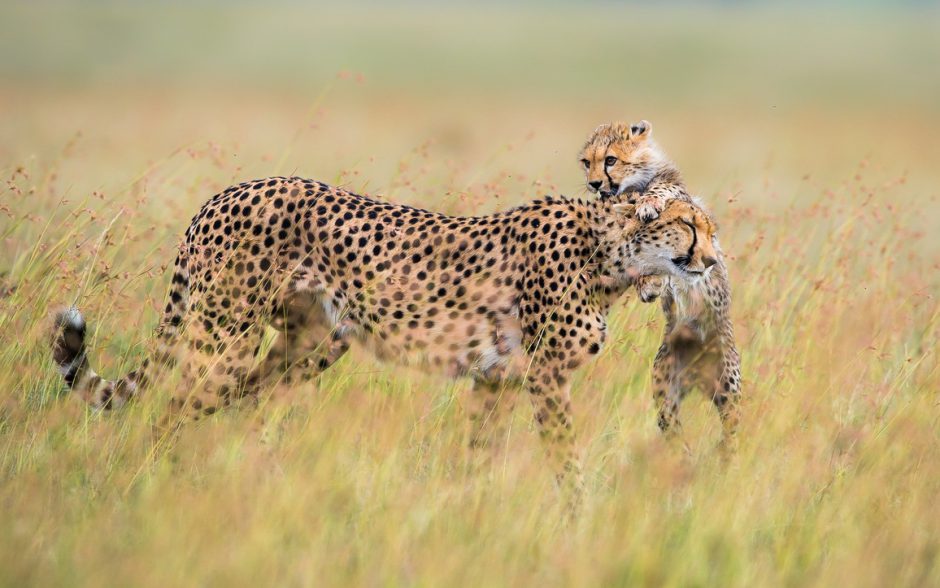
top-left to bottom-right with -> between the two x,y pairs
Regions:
51,176 -> 719,504
580,121 -> 743,453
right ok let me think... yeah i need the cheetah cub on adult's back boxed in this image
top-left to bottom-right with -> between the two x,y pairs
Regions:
579,120 -> 742,453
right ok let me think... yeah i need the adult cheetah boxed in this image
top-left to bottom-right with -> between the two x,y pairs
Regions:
52,176 -> 720,501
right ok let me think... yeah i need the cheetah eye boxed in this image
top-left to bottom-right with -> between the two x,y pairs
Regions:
605,156 -> 617,167
580,159 -> 591,169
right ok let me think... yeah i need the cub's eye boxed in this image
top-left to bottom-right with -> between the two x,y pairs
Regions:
605,156 -> 617,167
580,159 -> 591,169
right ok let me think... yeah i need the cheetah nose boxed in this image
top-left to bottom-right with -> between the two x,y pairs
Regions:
703,256 -> 718,269
589,181 -> 603,191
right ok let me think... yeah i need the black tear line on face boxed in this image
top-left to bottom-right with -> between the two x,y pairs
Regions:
682,219 -> 697,268
603,151 -> 616,196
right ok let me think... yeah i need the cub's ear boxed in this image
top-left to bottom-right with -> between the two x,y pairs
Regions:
629,120 -> 651,140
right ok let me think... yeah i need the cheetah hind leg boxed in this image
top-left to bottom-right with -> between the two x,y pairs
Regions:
652,349 -> 682,437
241,292 -> 351,444
711,354 -> 742,460
247,292 -> 352,404
154,306 -> 268,441
651,349 -> 695,456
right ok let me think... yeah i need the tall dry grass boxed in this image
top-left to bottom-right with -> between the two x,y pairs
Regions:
1,3 -> 938,586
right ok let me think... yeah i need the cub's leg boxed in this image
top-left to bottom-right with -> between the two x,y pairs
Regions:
711,347 -> 742,456
701,261 -> 742,455
652,342 -> 683,437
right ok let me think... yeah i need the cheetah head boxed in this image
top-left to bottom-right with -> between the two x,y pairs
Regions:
613,199 -> 719,283
579,120 -> 666,197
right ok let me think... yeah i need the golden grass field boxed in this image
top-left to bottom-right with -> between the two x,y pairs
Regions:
1,3 -> 938,586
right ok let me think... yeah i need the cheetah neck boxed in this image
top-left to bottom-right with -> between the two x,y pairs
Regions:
583,200 -> 643,294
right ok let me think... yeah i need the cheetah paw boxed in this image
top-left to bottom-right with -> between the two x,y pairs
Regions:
636,200 -> 663,223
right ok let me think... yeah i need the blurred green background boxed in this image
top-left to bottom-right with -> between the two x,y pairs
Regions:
2,1 -> 938,223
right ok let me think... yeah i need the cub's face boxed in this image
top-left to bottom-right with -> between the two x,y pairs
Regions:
580,120 -> 659,197
618,199 -> 719,281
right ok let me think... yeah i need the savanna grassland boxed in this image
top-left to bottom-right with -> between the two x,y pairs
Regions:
1,3 -> 938,586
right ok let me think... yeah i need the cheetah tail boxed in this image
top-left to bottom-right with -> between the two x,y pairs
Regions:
51,307 -> 141,409
51,252 -> 190,410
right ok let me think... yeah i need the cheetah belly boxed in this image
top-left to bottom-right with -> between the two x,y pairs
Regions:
319,289 -> 527,382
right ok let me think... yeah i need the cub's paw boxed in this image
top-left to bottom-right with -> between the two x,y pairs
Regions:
636,199 -> 664,223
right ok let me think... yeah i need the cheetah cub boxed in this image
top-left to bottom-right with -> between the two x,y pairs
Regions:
580,120 -> 742,453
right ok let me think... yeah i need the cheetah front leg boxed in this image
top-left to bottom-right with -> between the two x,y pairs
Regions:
633,192 -> 669,223
465,379 -> 519,470
635,274 -> 666,304
525,369 -> 584,516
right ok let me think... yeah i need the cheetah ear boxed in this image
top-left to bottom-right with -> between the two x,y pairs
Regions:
611,202 -> 636,217
611,202 -> 639,229
629,120 -> 651,140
